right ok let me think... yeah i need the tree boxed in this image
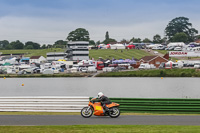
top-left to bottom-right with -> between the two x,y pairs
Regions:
54,40 -> 67,46
0,40 -> 9,49
10,40 -> 24,49
67,28 -> 90,41
153,34 -> 162,43
25,45 -> 34,49
130,37 -> 141,43
165,17 -> 198,42
142,38 -> 152,43
41,44 -> 46,49
5,44 -> 12,50
53,40 -> 67,48
96,40 -> 101,45
102,31 -> 117,44
172,32 -> 189,43
105,31 -> 109,40
25,41 -> 40,49
195,35 -> 200,40
89,40 -> 95,45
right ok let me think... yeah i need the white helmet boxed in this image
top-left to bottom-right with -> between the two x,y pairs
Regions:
98,92 -> 104,98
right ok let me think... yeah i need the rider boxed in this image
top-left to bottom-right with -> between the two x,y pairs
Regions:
97,92 -> 111,112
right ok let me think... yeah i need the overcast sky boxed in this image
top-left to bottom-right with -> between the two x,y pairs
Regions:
0,0 -> 200,44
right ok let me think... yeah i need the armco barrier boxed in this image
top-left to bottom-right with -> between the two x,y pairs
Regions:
109,98 -> 200,113
0,97 -> 89,112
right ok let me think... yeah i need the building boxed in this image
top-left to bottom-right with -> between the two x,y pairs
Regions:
46,52 -> 66,62
66,41 -> 89,61
30,56 -> 46,64
195,39 -> 200,43
138,56 -> 168,68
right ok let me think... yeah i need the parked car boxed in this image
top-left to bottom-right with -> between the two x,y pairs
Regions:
158,46 -> 167,50
159,62 -> 165,69
81,67 -> 88,73
108,64 -> 118,67
71,67 -> 78,73
88,66 -> 97,73
139,63 -> 156,70
194,63 -> 200,69
174,47 -> 182,51
152,46 -> 160,50
165,46 -> 175,50
103,67 -> 115,72
139,64 -> 150,70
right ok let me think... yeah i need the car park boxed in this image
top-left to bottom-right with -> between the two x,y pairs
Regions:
158,46 -> 167,50
87,66 -> 97,72
165,46 -> 175,50
194,63 -> 200,69
81,67 -> 88,73
174,47 -> 182,51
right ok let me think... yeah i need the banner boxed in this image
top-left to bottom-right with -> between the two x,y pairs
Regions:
169,51 -> 200,57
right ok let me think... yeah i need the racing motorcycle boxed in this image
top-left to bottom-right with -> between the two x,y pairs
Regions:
81,97 -> 120,118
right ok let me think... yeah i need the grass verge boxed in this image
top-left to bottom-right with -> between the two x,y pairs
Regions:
96,69 -> 200,77
0,125 -> 200,133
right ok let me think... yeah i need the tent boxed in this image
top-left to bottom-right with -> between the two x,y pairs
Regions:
123,59 -> 136,64
3,62 -> 11,66
113,60 -> 124,64
126,45 -> 135,49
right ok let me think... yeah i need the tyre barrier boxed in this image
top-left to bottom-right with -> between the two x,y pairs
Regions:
0,97 -> 89,112
109,98 -> 200,113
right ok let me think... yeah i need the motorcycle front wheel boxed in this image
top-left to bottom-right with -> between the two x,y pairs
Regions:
109,107 -> 120,118
81,107 -> 93,118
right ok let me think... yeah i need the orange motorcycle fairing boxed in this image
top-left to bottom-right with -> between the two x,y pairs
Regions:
92,102 -> 104,116
106,102 -> 120,108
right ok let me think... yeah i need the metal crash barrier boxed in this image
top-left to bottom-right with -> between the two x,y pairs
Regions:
0,97 -> 89,112
1,97 -> 200,113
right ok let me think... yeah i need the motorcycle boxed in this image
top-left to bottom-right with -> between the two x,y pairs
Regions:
81,97 -> 120,118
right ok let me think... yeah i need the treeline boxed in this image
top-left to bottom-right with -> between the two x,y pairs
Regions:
1,16 -> 200,50
0,40 -> 67,50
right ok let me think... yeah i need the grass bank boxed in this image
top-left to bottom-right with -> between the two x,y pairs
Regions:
1,49 -> 152,60
0,48 -> 64,57
96,69 -> 200,77
0,125 -> 200,133
89,49 -> 152,60
0,73 -> 91,78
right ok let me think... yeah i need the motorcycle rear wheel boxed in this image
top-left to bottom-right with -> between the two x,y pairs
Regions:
81,107 -> 93,118
109,107 -> 120,118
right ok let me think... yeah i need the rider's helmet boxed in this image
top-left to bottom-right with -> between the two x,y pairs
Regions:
98,92 -> 104,98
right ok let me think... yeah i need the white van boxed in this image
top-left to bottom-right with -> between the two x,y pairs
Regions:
71,67 -> 78,73
138,64 -> 151,70
88,66 -> 97,73
192,47 -> 200,51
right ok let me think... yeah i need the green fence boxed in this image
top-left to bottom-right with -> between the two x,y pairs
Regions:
107,98 -> 200,113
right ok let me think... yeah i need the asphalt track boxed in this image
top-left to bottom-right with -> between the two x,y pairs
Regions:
0,115 -> 200,125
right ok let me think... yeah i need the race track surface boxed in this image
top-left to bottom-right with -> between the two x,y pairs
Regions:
0,115 -> 200,125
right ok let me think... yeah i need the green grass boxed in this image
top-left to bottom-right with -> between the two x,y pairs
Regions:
1,49 -> 153,60
89,49 -> 152,60
0,125 -> 200,133
96,69 -> 200,77
0,48 -> 64,57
